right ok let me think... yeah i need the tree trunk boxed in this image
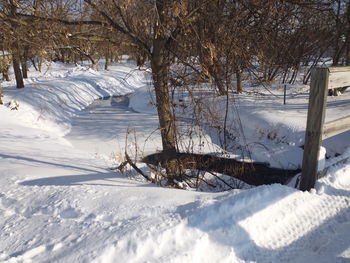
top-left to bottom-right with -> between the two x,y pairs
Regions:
151,1 -> 176,153
74,47 -> 96,69
150,1 -> 179,183
21,55 -> 28,79
347,2 -> 350,66
332,0 -> 345,66
104,49 -> 109,70
38,58 -> 42,72
346,42 -> 350,66
143,152 -> 300,186
31,58 -> 38,71
61,49 -> 66,63
105,41 -> 110,70
12,50 -> 24,89
151,43 -> 176,153
8,0 -> 24,88
21,63 -> 28,78
210,64 -> 227,95
236,68 -> 243,93
288,66 -> 299,84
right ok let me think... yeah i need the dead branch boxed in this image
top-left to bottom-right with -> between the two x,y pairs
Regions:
143,151 -> 300,186
125,152 -> 155,183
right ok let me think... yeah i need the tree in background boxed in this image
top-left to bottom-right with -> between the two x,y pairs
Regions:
0,0 -> 24,88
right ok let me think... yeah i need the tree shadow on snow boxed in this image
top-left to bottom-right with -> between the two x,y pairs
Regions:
0,153 -> 101,173
18,171 -> 135,187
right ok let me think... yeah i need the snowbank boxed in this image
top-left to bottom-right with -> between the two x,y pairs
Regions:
129,85 -> 157,114
1,62 -> 148,136
93,179 -> 350,263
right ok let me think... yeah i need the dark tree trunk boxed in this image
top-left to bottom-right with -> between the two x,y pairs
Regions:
143,152 -> 300,186
150,0 -> 179,183
30,58 -> 38,71
209,63 -> 227,95
38,58 -> 42,72
21,46 -> 29,78
347,2 -> 350,66
282,68 -> 289,84
330,2 -> 350,96
236,68 -> 243,93
333,0 -> 341,66
12,51 -> 24,89
21,62 -> 28,79
136,51 -> 146,67
61,49 -> 66,63
151,1 -> 177,154
73,47 -> 96,69
104,34 -> 110,70
8,1 -> 24,88
288,66 -> 299,84
332,47 -> 343,66
104,49 -> 109,70
346,42 -> 350,66
151,41 -> 176,153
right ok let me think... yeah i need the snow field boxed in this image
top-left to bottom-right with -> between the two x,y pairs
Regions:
0,61 -> 349,262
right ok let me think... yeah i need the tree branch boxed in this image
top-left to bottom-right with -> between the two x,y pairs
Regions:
83,0 -> 151,56
15,12 -> 106,26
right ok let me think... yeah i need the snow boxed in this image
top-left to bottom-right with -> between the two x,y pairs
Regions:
318,146 -> 327,172
65,95 -> 162,161
0,61 -> 349,263
130,83 -> 350,169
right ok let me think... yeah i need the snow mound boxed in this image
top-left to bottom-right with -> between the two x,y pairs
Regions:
129,86 -> 157,114
1,62 -> 148,136
94,174 -> 350,263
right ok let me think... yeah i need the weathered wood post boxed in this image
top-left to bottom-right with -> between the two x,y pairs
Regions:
300,66 -> 350,191
300,68 -> 329,191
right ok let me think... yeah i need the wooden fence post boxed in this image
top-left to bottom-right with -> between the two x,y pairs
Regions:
300,68 -> 329,191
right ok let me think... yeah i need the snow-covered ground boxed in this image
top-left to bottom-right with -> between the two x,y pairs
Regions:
0,61 -> 349,262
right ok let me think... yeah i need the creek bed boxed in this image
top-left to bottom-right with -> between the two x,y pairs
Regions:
64,95 -> 161,160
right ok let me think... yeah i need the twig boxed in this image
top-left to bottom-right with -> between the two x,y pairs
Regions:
116,160 -> 128,171
146,163 -> 167,181
208,171 -> 235,190
197,175 -> 217,188
125,152 -> 155,183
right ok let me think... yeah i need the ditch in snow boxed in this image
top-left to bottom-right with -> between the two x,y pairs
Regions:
64,95 -> 162,160
65,94 -> 301,188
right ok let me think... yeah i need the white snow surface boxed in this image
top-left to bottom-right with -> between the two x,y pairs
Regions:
130,84 -> 350,169
0,62 -> 350,263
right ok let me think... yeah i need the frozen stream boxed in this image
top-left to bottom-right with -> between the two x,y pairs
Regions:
64,95 -> 162,161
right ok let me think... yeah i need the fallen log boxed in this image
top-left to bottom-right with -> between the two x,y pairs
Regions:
142,151 -> 300,186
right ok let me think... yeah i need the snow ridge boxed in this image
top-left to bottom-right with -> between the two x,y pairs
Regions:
1,62 -> 147,136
